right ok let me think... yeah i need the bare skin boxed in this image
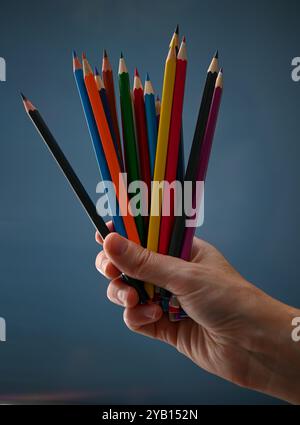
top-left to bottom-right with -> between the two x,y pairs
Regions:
95,223 -> 300,404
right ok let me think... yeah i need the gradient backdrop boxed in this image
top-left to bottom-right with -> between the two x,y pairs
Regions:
0,0 -> 299,404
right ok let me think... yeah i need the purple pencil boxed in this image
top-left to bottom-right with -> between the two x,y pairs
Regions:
168,69 -> 223,322
180,69 -> 223,261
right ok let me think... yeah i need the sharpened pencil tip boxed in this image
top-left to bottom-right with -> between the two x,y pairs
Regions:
146,72 -> 150,81
175,24 -> 179,34
103,49 -> 108,58
94,66 -> 99,75
20,92 -> 27,101
134,68 -> 139,77
214,50 -> 219,59
72,50 -> 77,59
219,67 -> 223,73
82,52 -> 86,60
182,36 -> 186,42
156,95 -> 160,101
120,51 -> 123,59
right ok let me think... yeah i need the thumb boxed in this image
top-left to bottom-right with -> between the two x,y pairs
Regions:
103,233 -> 192,295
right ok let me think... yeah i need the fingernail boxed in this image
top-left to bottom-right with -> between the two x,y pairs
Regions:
144,305 -> 159,320
117,289 -> 127,304
107,234 -> 128,257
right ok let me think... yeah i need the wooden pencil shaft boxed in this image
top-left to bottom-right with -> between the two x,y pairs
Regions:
29,109 -> 109,238
26,108 -> 148,303
158,55 -> 187,255
83,62 -> 141,245
145,46 -> 176,298
133,86 -> 151,200
74,65 -> 127,238
185,72 -> 217,182
168,70 -> 218,257
102,67 -> 123,165
144,91 -> 157,179
98,86 -> 123,168
119,68 -> 146,245
180,85 -> 223,261
119,72 -> 140,184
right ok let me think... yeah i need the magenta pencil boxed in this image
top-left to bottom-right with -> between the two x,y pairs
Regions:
180,69 -> 223,261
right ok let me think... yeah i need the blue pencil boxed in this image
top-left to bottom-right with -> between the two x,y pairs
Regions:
72,51 -> 127,238
94,67 -> 123,170
144,73 -> 158,180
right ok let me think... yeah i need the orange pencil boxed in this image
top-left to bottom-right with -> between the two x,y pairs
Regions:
83,55 -> 140,244
102,49 -> 123,166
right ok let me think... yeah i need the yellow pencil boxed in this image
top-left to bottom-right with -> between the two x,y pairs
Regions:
169,24 -> 179,50
145,44 -> 177,298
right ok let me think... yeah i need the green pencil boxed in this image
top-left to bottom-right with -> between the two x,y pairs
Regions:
118,53 -> 145,245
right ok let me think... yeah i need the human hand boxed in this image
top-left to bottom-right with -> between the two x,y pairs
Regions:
95,225 -> 300,404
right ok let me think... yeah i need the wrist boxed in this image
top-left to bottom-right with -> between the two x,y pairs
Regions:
241,287 -> 300,403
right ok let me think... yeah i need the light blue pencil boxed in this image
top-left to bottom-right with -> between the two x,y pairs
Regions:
144,73 -> 158,180
72,51 -> 127,237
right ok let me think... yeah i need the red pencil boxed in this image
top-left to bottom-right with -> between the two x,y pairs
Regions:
102,49 -> 124,167
158,37 -> 187,254
133,68 -> 151,224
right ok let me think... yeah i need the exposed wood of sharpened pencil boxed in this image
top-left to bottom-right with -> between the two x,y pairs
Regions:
169,24 -> 179,50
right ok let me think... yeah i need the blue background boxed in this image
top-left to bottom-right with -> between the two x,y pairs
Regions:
0,0 -> 299,404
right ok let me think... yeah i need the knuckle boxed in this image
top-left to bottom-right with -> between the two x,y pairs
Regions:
123,309 -> 139,332
134,248 -> 153,276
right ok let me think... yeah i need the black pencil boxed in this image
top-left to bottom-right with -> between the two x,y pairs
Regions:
168,51 -> 219,257
21,93 -> 148,303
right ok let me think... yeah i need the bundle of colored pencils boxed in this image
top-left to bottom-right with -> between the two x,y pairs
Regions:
22,26 -> 223,322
